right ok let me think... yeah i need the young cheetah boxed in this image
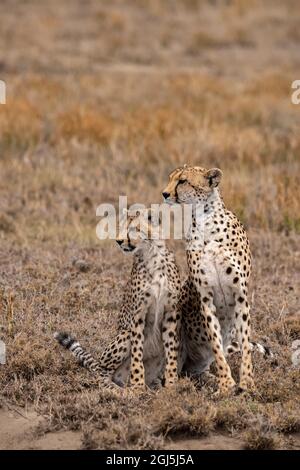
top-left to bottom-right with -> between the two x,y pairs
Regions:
163,165 -> 255,394
55,208 -> 182,389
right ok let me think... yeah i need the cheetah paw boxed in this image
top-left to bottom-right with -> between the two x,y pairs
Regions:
238,377 -> 256,394
214,378 -> 236,397
164,377 -> 178,388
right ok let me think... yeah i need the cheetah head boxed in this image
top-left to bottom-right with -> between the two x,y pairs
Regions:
162,164 -> 222,205
116,208 -> 161,253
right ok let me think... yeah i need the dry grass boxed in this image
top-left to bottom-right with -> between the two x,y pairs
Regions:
0,0 -> 299,450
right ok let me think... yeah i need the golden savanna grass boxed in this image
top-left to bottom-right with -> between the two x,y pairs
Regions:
0,0 -> 299,450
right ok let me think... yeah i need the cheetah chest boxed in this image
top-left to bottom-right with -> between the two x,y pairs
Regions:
143,274 -> 169,359
199,241 -> 237,340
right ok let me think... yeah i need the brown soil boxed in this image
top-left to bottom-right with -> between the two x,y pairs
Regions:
1,404 -> 300,450
0,405 -> 246,450
0,405 -> 81,450
165,434 -> 243,450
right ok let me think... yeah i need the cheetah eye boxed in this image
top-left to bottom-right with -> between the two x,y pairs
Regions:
178,179 -> 186,184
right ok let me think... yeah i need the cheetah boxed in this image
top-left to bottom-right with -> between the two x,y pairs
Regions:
162,164 -> 255,394
55,208 -> 182,389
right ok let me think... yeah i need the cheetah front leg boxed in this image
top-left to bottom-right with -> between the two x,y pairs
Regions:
130,306 -> 147,389
233,288 -> 255,392
162,305 -> 180,387
197,285 -> 236,395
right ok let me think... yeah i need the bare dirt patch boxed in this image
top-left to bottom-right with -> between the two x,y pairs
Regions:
165,433 -> 243,450
0,405 -> 81,450
0,403 -> 245,450
0,405 -> 41,450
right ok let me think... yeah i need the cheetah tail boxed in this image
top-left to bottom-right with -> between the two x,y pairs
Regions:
54,331 -> 101,372
250,341 -> 275,360
227,340 -> 275,361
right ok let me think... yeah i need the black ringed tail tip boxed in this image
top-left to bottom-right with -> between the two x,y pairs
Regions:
54,331 -> 76,349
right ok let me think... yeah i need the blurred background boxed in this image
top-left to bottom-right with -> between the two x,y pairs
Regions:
0,0 -> 299,241
0,0 -> 299,450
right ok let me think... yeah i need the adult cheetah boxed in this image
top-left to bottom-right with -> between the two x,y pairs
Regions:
55,208 -> 182,389
163,164 -> 255,394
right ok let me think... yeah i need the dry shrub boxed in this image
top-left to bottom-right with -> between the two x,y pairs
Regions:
243,422 -> 280,450
246,73 -> 293,98
224,0 -> 260,16
287,18 -> 300,42
151,381 -> 216,437
57,107 -> 117,144
228,26 -> 255,47
96,8 -> 127,32
270,315 -> 300,343
4,332 -> 54,380
15,76 -> 67,105
123,106 -> 196,142
0,213 -> 15,233
81,421 -> 164,450
267,401 -> 300,434
257,367 -> 300,403
187,31 -> 230,54
246,169 -> 300,233
0,99 -> 42,149
215,397 -> 254,431
170,74 -> 231,100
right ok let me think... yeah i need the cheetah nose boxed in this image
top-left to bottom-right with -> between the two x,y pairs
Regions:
116,240 -> 124,245
162,192 -> 170,199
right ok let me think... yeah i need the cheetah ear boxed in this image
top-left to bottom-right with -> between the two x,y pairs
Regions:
205,168 -> 222,187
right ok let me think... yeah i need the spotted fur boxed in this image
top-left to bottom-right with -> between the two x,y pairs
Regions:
55,208 -> 182,389
163,165 -> 256,394
55,200 -> 271,392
